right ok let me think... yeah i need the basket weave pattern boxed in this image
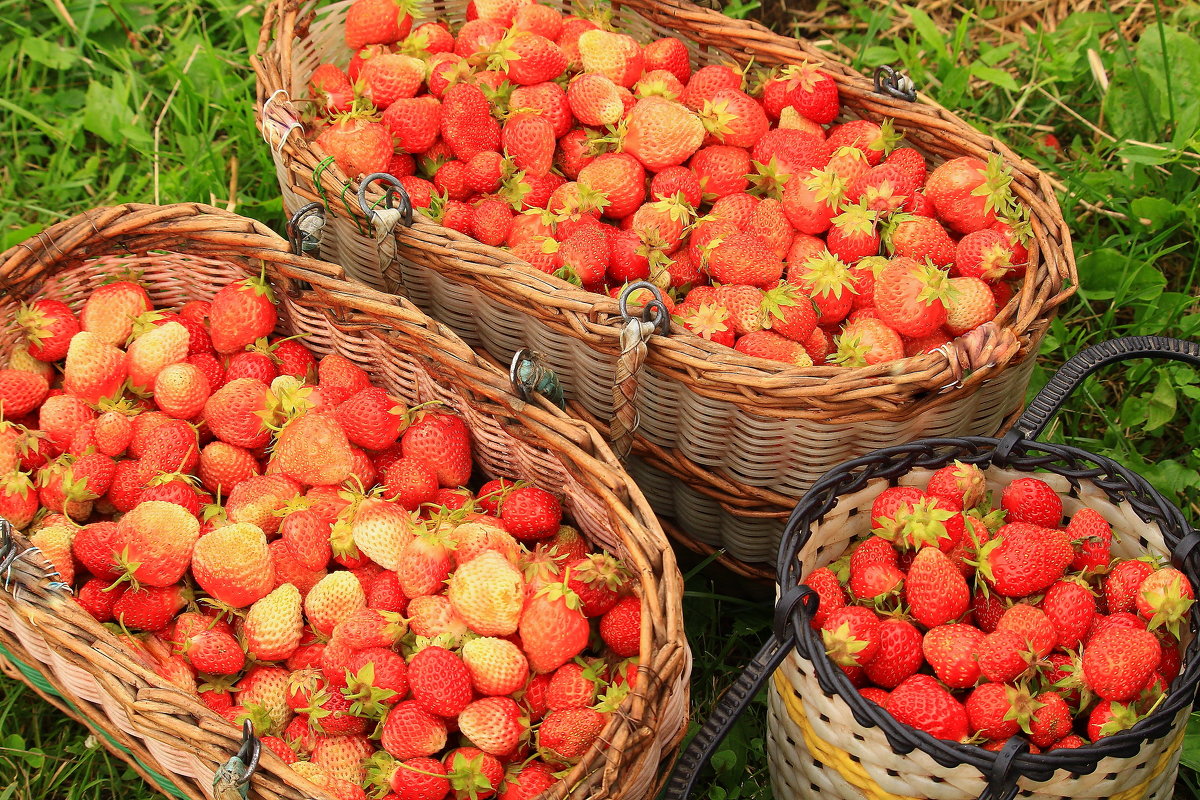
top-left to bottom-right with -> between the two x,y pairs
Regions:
767,467 -> 1189,800
254,0 -> 1075,566
0,203 -> 690,800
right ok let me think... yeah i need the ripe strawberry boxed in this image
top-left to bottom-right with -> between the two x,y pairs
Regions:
954,229 -> 1015,281
706,231 -> 784,288
80,280 -> 151,346
513,3 -> 562,38
113,584 -> 187,632
873,258 -> 951,338
690,145 -> 750,200
925,155 -> 1014,234
15,299 -> 76,362
623,96 -> 704,172
996,603 -> 1057,659
1041,579 -> 1097,650
1088,699 -> 1140,741
461,637 -> 529,696
643,36 -> 690,84
784,61 -> 838,124
922,624 -> 984,688
1104,559 -> 1155,614
441,83 -> 502,163
700,88 -> 768,149
344,0 -> 413,49
0,370 -> 47,420
1082,627 -> 1162,702
1136,566 -> 1194,635
280,509 -> 333,572
208,276 -> 278,354
821,606 -> 881,667
204,378 -> 276,449
791,249 -> 856,325
399,411 -> 472,488
832,318 -> 904,367
1026,691 -> 1073,749
305,571 -> 367,635
309,63 -> 354,113
198,441 -> 260,496
734,331 -> 813,366
457,697 -> 524,756
537,708 -> 606,766
650,165 -> 703,207
977,522 -> 1073,597
190,522 -> 272,608
1065,508 -> 1112,573
273,413 -> 354,487
863,618 -> 923,689
519,581 -> 591,673
904,546 -> 969,628
317,117 -> 393,178
184,629 -> 245,675
408,646 -> 473,718
886,215 -> 956,267
397,526 -> 454,598
680,64 -> 742,111
244,583 -> 304,661
226,475 -> 300,535
562,553 -> 628,617
447,550 -> 524,635
884,674 -> 968,741
965,683 -> 1027,740
371,755 -> 449,799
577,153 -> 645,220
0,469 -> 39,529
596,594 -> 639,658
1000,477 -> 1062,527
567,72 -> 625,127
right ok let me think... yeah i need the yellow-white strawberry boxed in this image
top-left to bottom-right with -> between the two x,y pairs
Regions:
304,571 -> 366,635
271,412 -> 354,487
461,637 -> 529,696
127,320 -> 189,391
191,522 -> 275,608
450,521 -> 519,567
351,497 -> 414,570
447,550 -> 524,636
29,523 -> 76,585
244,583 -> 304,661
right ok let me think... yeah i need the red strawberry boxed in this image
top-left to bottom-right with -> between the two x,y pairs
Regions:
209,276 -> 278,355
873,258 -> 951,338
17,299 -> 79,362
184,629 -> 245,675
689,145 -> 750,200
922,623 -> 985,688
1082,627 -> 1161,701
904,546 -> 969,628
344,0 -> 414,50
680,64 -> 742,111
408,646 -> 474,718
706,231 -> 784,288
643,37 -> 690,84
1104,559 -> 1155,614
599,595 -> 640,657
309,63 -> 354,113
784,61 -> 839,124
204,378 -> 276,449
112,584 -> 187,632
863,618 -> 923,688
996,603 -> 1057,659
965,683 -> 1029,740
1067,507 -> 1113,572
519,581 -> 591,673
977,522 -> 1073,597
886,216 -> 956,267
974,628 -> 1028,683
537,708 -> 606,766
441,83 -> 502,163
884,674 -> 968,741
1042,579 -> 1097,650
925,155 -> 1015,234
821,606 -> 881,667
360,53 -> 424,107
317,117 -> 393,179
1029,691 -> 1073,749
401,411 -> 472,488
1135,566 -> 1194,635
0,370 -> 48,419
1000,477 -> 1062,527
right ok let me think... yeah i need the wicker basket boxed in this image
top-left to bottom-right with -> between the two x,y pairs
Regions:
0,202 -> 690,800
664,336 -> 1200,800
253,0 -> 1075,571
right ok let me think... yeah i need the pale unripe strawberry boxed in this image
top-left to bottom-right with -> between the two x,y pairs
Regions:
407,594 -> 470,639
461,637 -> 529,696
244,583 -> 304,661
115,500 -> 201,587
305,571 -> 366,635
153,362 -> 210,419
351,497 -> 414,570
29,524 -> 76,585
272,413 -> 354,487
457,697 -> 524,756
447,550 -> 524,636
128,321 -> 189,390
451,521 -> 520,566
191,522 -> 275,608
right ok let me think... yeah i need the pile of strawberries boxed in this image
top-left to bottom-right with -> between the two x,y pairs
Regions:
0,277 -> 645,800
301,0 -> 1032,368
805,464 -> 1192,751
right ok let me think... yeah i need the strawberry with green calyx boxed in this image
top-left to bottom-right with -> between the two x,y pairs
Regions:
925,154 -> 1016,234
16,299 -> 79,362
1082,626 -> 1162,702
442,747 -> 504,800
883,214 -> 956,267
791,249 -> 856,325
831,318 -> 904,367
827,118 -> 902,166
821,606 -> 881,667
783,60 -> 839,124
367,752 -> 450,800
1087,699 -> 1142,741
873,493 -> 955,551
1135,566 -> 1194,637
965,682 -> 1038,740
519,579 -> 590,673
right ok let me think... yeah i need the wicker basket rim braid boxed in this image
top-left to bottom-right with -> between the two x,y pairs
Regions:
251,0 -> 1078,420
662,335 -> 1200,800
0,202 -> 689,800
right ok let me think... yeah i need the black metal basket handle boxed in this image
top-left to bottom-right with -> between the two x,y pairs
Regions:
663,587 -> 816,799
997,336 -> 1200,459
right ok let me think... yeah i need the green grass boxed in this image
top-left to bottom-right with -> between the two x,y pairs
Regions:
1,0 -> 1200,797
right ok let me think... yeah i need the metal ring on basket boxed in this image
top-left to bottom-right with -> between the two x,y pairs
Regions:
510,349 -> 566,409
666,335 -> 1200,799
357,172 -> 414,230
874,65 -> 917,101
213,720 -> 261,800
610,282 -> 670,461
286,202 -> 326,257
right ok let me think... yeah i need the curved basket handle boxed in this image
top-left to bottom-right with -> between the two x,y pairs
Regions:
662,633 -> 793,800
1000,337 -> 1200,452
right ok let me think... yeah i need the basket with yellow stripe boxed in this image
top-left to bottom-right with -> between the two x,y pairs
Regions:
663,336 -> 1200,800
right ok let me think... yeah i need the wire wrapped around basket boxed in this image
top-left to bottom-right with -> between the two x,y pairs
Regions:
664,336 -> 1200,800
0,202 -> 690,800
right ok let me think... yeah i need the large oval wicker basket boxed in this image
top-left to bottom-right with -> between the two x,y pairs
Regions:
0,203 -> 690,800
253,0 -> 1076,573
664,337 -> 1200,800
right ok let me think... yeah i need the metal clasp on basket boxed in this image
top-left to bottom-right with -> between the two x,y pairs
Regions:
357,173 -> 414,293
510,349 -> 565,409
213,720 -> 261,800
287,202 -> 326,257
610,282 -> 671,460
874,65 -> 917,101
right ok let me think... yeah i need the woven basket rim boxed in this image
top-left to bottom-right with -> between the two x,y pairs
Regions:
251,0 -> 1077,414
0,201 -> 690,800
779,434 -> 1200,781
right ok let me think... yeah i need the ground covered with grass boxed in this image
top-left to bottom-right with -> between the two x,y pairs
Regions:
1,0 -> 1199,797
